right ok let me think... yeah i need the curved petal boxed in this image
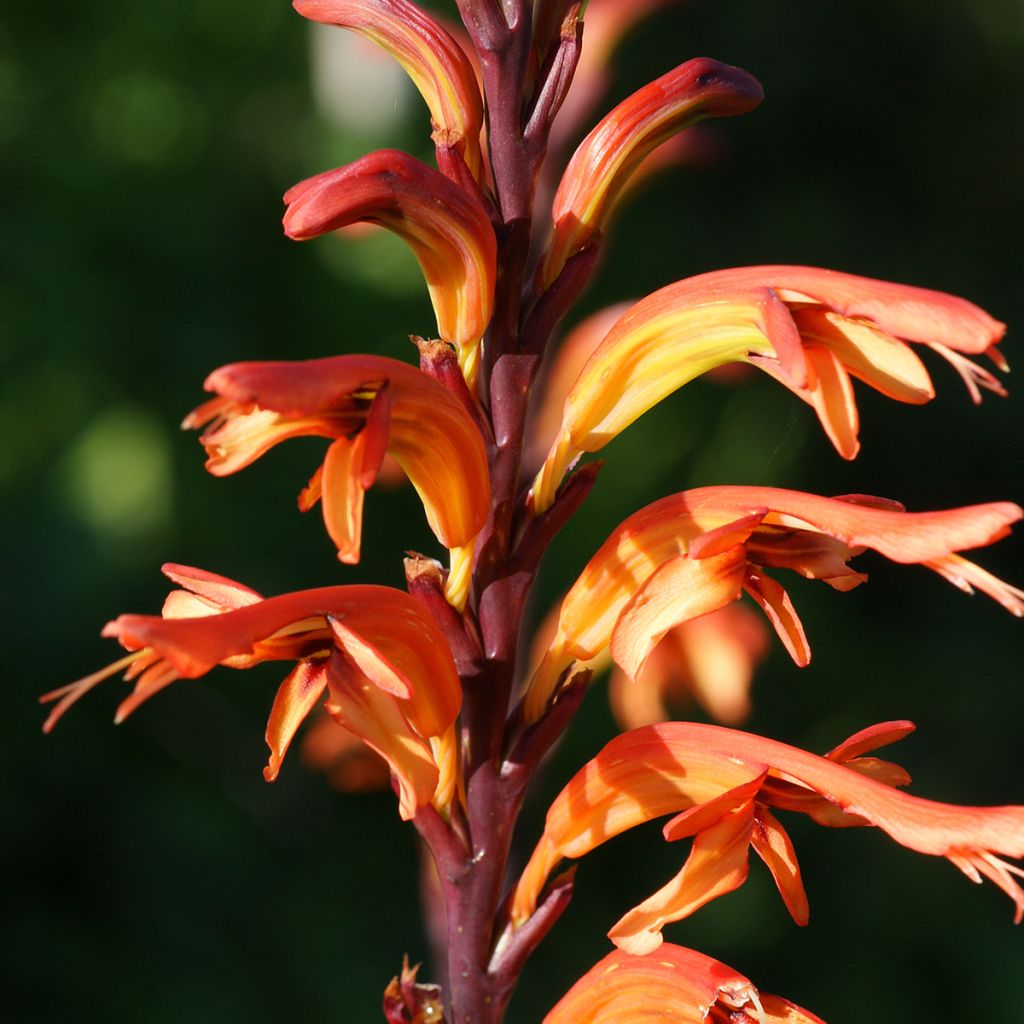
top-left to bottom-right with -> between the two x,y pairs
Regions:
294,0 -> 485,180
608,798 -> 755,953
542,58 -> 763,288
283,151 -> 496,383
324,650 -> 437,820
609,546 -> 747,681
530,288 -> 789,512
264,660 -> 330,782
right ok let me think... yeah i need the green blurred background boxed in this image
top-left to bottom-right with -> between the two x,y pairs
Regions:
5,0 -> 1023,1020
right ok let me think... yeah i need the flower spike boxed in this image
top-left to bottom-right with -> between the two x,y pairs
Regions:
513,721 -> 1024,952
524,487 -> 1022,721
293,0 -> 485,182
184,355 -> 489,606
283,150 -> 496,387
543,944 -> 826,1024
540,58 -> 763,289
531,266 -> 1007,509
41,567 -> 462,820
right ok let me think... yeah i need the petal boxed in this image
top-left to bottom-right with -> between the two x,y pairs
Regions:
610,546 -> 747,681
324,650 -> 437,821
293,0 -> 485,181
160,563 -> 264,609
793,307 -> 934,404
263,660 -> 330,782
542,58 -> 763,287
530,288 -> 786,512
527,302 -> 632,468
608,800 -> 755,953
801,344 -> 860,460
751,805 -> 810,926
742,567 -> 811,666
321,436 -> 368,564
826,719 -> 916,762
283,151 -> 496,381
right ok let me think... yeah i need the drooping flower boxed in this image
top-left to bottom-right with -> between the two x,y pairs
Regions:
293,0 -> 485,183
283,149 -> 496,387
183,355 -> 489,608
40,565 -> 462,820
531,266 -> 1007,511
513,720 -> 1024,953
543,943 -> 825,1024
524,487 -> 1023,721
540,58 -> 764,290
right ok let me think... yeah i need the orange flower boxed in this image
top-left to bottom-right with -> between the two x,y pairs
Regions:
183,355 -> 489,608
608,603 -> 769,729
531,266 -> 1006,511
283,150 -> 496,387
525,487 -> 1022,721
513,720 -> 1024,953
540,58 -> 763,289
544,944 -> 825,1024
40,565 -> 462,820
293,0 -> 485,182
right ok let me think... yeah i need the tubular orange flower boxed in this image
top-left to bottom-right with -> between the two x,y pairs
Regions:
40,565 -> 462,820
531,266 -> 1007,510
293,0 -> 485,182
183,355 -> 489,608
283,150 -> 497,387
525,487 -> 1023,721
513,721 -> 1024,953
543,944 -> 825,1024
540,58 -> 764,289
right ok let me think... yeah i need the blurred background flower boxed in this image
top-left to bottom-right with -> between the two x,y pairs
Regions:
5,1 -> 1022,1021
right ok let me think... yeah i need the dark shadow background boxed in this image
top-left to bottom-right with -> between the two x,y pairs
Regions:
4,0 -> 1023,1020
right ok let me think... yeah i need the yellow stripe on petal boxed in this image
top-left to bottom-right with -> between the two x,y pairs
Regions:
294,0 -> 485,181
531,292 -> 782,512
542,58 -> 763,288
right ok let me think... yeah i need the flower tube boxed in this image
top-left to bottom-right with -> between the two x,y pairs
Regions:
524,487 -> 1022,720
531,267 -> 1006,510
513,721 -> 1024,952
184,355 -> 489,608
284,150 -> 496,386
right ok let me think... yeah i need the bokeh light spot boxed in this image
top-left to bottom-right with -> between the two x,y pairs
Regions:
61,406 -> 174,539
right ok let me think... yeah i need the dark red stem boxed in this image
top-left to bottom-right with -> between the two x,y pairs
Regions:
407,6 -> 593,1023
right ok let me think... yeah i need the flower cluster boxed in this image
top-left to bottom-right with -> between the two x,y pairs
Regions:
47,1 -> 1021,1021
